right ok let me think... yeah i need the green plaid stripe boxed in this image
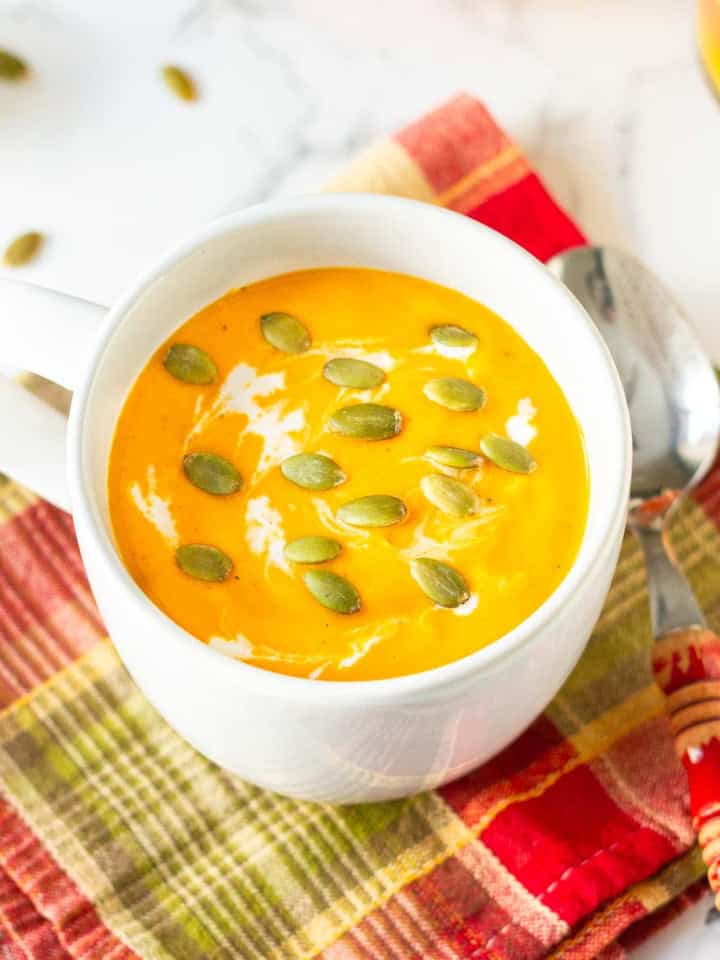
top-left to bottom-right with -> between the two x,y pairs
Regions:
0,645 -> 469,959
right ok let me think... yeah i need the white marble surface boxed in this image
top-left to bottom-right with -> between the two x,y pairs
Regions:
1,0 -> 718,954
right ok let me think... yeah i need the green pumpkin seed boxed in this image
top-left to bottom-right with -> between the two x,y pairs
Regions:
280,453 -> 345,490
480,433 -> 536,474
303,569 -> 360,614
323,357 -> 385,389
337,494 -> 407,528
260,311 -> 311,354
164,344 -> 218,385
424,377 -> 485,412
176,544 -> 232,582
425,445 -> 480,469
330,403 -> 402,440
430,324 -> 477,349
410,558 -> 470,608
0,50 -> 27,80
420,474 -> 477,518
285,536 -> 342,564
3,232 -> 42,267
162,65 -> 196,101
183,452 -> 242,495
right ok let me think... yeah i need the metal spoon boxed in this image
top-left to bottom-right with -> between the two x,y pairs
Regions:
549,246 -> 720,937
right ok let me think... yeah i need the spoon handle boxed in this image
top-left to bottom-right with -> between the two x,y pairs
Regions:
653,628 -> 720,908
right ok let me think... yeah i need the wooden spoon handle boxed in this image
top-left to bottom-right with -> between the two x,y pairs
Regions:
653,628 -> 720,909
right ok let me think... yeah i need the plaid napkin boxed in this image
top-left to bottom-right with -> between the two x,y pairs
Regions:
0,95 -> 714,960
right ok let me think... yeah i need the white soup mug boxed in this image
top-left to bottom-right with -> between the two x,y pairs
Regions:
0,195 -> 631,803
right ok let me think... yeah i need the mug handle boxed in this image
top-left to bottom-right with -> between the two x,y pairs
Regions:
0,278 -> 108,511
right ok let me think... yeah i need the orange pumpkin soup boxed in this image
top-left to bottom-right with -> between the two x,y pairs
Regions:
108,267 -> 588,681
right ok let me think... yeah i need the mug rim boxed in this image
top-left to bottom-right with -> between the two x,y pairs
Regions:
68,193 -> 631,704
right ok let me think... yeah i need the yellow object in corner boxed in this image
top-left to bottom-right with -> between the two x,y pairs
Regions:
699,0 -> 720,97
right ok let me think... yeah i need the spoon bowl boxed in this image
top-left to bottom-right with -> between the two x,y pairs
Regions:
549,246 -> 720,511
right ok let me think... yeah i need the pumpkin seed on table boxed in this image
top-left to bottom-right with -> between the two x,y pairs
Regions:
176,544 -> 232,582
303,569 -> 360,615
425,445 -> 480,469
285,536 -> 342,564
480,434 -> 537,474
330,403 -> 402,440
420,474 -> 478,518
323,357 -> 385,389
260,312 -> 311,354
430,324 -> 477,349
164,344 -> 217,385
281,453 -> 345,490
410,558 -> 470,608
0,49 -> 27,80
424,377 -> 485,412
337,495 -> 407,528
162,65 -> 196,101
3,232 -> 43,267
183,452 -> 242,495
